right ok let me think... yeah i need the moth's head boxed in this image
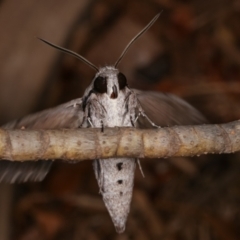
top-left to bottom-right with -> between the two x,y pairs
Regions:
38,13 -> 160,99
93,66 -> 127,99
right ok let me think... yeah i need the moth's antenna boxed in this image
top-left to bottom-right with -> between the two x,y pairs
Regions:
38,37 -> 99,72
114,12 -> 162,68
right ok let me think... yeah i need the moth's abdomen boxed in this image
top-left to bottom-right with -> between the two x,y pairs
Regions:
93,158 -> 136,233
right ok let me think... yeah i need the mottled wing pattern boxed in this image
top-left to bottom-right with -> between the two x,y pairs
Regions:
134,89 -> 207,127
0,98 -> 84,183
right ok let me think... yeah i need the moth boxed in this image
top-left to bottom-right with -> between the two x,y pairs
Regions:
0,14 -> 206,233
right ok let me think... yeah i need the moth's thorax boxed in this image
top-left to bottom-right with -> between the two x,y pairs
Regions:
83,66 -> 133,128
99,89 -> 131,127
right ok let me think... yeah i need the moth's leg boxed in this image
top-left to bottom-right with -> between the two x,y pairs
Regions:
122,92 -> 131,122
81,105 -> 94,127
83,101 -> 105,128
141,112 -> 161,128
79,114 -> 88,128
87,117 -> 94,127
82,92 -> 107,128
93,159 -> 105,193
136,101 -> 161,128
79,102 -> 91,127
139,110 -> 161,128
125,90 -> 161,128
87,102 -> 95,127
101,120 -> 104,132
130,116 -> 135,127
123,90 -> 139,126
136,159 -> 145,178
133,112 -> 141,124
90,100 -> 106,131
123,91 -> 132,109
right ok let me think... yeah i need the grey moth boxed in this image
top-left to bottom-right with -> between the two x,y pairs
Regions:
0,14 -> 206,233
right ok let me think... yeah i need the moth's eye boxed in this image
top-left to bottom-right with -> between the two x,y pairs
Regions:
94,76 -> 107,93
117,72 -> 127,89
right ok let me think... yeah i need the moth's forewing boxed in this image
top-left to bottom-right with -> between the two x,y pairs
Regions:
0,98 -> 84,183
2,98 -> 83,130
134,90 -> 207,128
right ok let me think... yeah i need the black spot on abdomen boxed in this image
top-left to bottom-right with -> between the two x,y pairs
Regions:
116,162 -> 123,171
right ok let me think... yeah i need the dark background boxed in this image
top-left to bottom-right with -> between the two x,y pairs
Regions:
0,0 -> 240,239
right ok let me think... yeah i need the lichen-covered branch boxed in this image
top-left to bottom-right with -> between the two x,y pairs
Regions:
0,120 -> 240,161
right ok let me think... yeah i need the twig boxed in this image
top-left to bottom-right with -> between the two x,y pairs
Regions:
0,120 -> 240,161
